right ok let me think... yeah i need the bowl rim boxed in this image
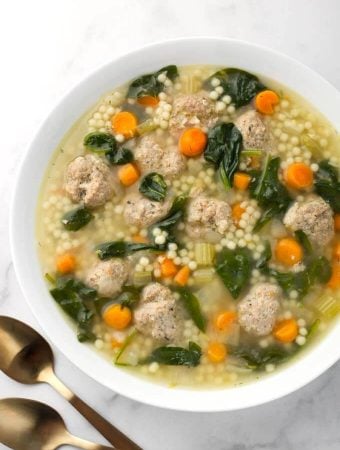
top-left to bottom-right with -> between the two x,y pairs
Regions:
10,36 -> 340,412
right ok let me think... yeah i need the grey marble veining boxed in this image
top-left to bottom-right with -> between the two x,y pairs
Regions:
1,1 -> 340,449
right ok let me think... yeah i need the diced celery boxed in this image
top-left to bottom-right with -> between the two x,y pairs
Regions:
301,134 -> 320,154
133,270 -> 153,286
313,294 -> 340,318
194,243 -> 216,266
136,119 -> 158,135
193,267 -> 215,284
241,149 -> 263,157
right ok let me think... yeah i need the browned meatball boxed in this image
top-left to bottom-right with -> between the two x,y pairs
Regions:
186,195 -> 232,239
86,259 -> 129,297
283,196 -> 334,246
134,283 -> 178,341
134,136 -> 186,178
123,193 -> 172,228
235,110 -> 271,151
168,92 -> 218,137
64,154 -> 114,208
238,284 -> 281,336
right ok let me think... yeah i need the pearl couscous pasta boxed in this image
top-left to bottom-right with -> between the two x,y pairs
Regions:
37,65 -> 340,388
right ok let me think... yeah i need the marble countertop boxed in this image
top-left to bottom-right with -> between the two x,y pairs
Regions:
1,1 -> 340,449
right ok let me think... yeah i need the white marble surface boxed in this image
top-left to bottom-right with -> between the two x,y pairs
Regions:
1,1 -> 340,449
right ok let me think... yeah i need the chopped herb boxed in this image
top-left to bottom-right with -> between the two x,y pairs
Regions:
61,206 -> 93,231
204,68 -> 266,108
178,287 -> 206,332
139,172 -> 167,202
215,247 -> 252,299
204,123 -> 243,189
143,341 -> 202,367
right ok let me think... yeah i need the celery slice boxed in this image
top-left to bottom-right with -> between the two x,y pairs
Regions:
194,243 -> 216,266
132,270 -> 153,286
313,294 -> 340,318
136,119 -> 158,135
193,267 -> 215,284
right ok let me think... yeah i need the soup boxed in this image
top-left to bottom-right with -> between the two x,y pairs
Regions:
37,65 -> 340,388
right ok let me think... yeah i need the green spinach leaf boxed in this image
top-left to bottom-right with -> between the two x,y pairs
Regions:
230,345 -> 291,370
127,65 -> 179,99
61,206 -> 93,231
250,156 -> 291,231
294,230 -> 312,255
84,132 -> 116,153
150,195 -> 187,245
50,276 -> 97,342
315,160 -> 340,213
204,123 -> 243,189
96,241 -> 157,260
178,288 -> 206,332
255,241 -> 272,269
105,147 -> 133,165
143,341 -> 201,367
204,68 -> 266,108
215,247 -> 252,299
139,172 -> 167,202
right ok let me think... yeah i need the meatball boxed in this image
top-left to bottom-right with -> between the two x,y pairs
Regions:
134,283 -> 178,341
123,193 -> 171,228
235,110 -> 271,150
283,196 -> 334,246
86,259 -> 129,297
134,136 -> 186,178
64,154 -> 114,208
238,284 -> 281,336
168,92 -> 217,137
186,195 -> 232,239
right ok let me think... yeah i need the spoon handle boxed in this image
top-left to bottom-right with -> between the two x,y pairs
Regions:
65,432 -> 116,450
45,371 -> 142,450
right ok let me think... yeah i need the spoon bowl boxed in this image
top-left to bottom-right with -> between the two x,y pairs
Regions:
0,316 -> 141,450
0,398 -> 113,450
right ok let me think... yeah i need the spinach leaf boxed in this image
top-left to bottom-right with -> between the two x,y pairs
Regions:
178,288 -> 206,332
265,256 -> 331,299
315,160 -> 340,213
294,230 -> 312,255
204,68 -> 266,108
139,172 -> 167,202
215,247 -> 252,299
61,206 -> 93,231
84,132 -> 116,153
96,241 -> 157,260
84,132 -> 134,165
115,330 -> 138,366
116,286 -> 142,309
127,65 -> 179,99
255,241 -> 272,269
143,341 -> 201,367
150,195 -> 187,244
204,123 -> 243,189
50,276 -> 97,342
250,156 -> 291,231
230,345 -> 291,370
105,147 -> 133,165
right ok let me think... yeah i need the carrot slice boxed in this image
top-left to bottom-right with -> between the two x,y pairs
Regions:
327,262 -> 340,289
333,242 -> 340,263
273,319 -> 298,343
206,342 -> 227,363
214,311 -> 237,331
275,237 -> 303,266
255,90 -> 280,114
284,163 -> 314,190
137,96 -> 159,107
160,258 -> 178,278
118,163 -> 140,186
111,111 -> 138,138
56,253 -> 76,274
103,304 -> 132,330
334,214 -> 340,232
233,172 -> 251,191
179,128 -> 207,157
232,202 -> 245,223
174,266 -> 190,286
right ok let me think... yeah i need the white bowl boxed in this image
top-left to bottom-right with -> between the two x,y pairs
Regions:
10,37 -> 340,412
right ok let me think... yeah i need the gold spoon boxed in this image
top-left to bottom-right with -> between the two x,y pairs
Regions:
0,397 -> 115,450
0,316 -> 142,450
